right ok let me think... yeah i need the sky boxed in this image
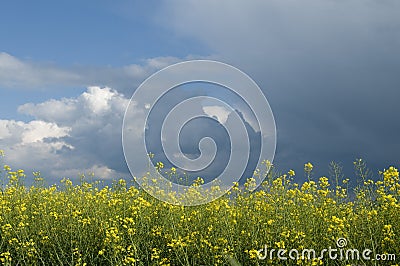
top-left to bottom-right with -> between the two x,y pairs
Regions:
1,0 -> 400,186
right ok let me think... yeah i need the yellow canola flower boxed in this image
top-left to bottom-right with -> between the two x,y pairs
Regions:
383,166 -> 399,184
156,162 -> 164,170
304,162 -> 313,172
0,158 -> 399,265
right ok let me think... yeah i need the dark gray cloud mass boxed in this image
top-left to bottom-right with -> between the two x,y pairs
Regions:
157,0 -> 400,180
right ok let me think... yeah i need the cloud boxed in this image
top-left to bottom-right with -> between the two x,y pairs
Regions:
2,84 -> 261,185
160,0 -> 400,60
202,105 -> 231,124
51,165 -> 120,180
1,86 -> 130,182
0,52 -> 182,93
157,0 -> 400,177
0,119 -> 70,146
0,52 -> 81,88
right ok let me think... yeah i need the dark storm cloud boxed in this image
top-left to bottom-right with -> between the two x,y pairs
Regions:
159,0 -> 400,180
144,83 -> 263,183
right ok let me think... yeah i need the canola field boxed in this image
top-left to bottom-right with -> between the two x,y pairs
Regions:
0,150 -> 399,265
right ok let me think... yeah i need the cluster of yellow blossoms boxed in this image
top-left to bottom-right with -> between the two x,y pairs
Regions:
0,154 -> 399,265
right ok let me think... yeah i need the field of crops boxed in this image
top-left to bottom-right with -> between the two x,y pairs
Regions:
0,151 -> 399,265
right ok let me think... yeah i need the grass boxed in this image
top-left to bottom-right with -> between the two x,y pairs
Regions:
0,154 -> 399,265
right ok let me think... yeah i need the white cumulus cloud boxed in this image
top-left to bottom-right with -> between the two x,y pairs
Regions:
1,86 -> 131,182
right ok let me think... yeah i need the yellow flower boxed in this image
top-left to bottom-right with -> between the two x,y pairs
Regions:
151,248 -> 160,260
118,179 -> 126,186
248,249 -> 259,259
304,162 -> 313,172
170,167 -> 176,174
288,169 -> 295,176
261,159 -> 273,168
156,162 -> 164,170
383,166 -> 399,184
17,169 -> 25,177
319,176 -> 330,188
